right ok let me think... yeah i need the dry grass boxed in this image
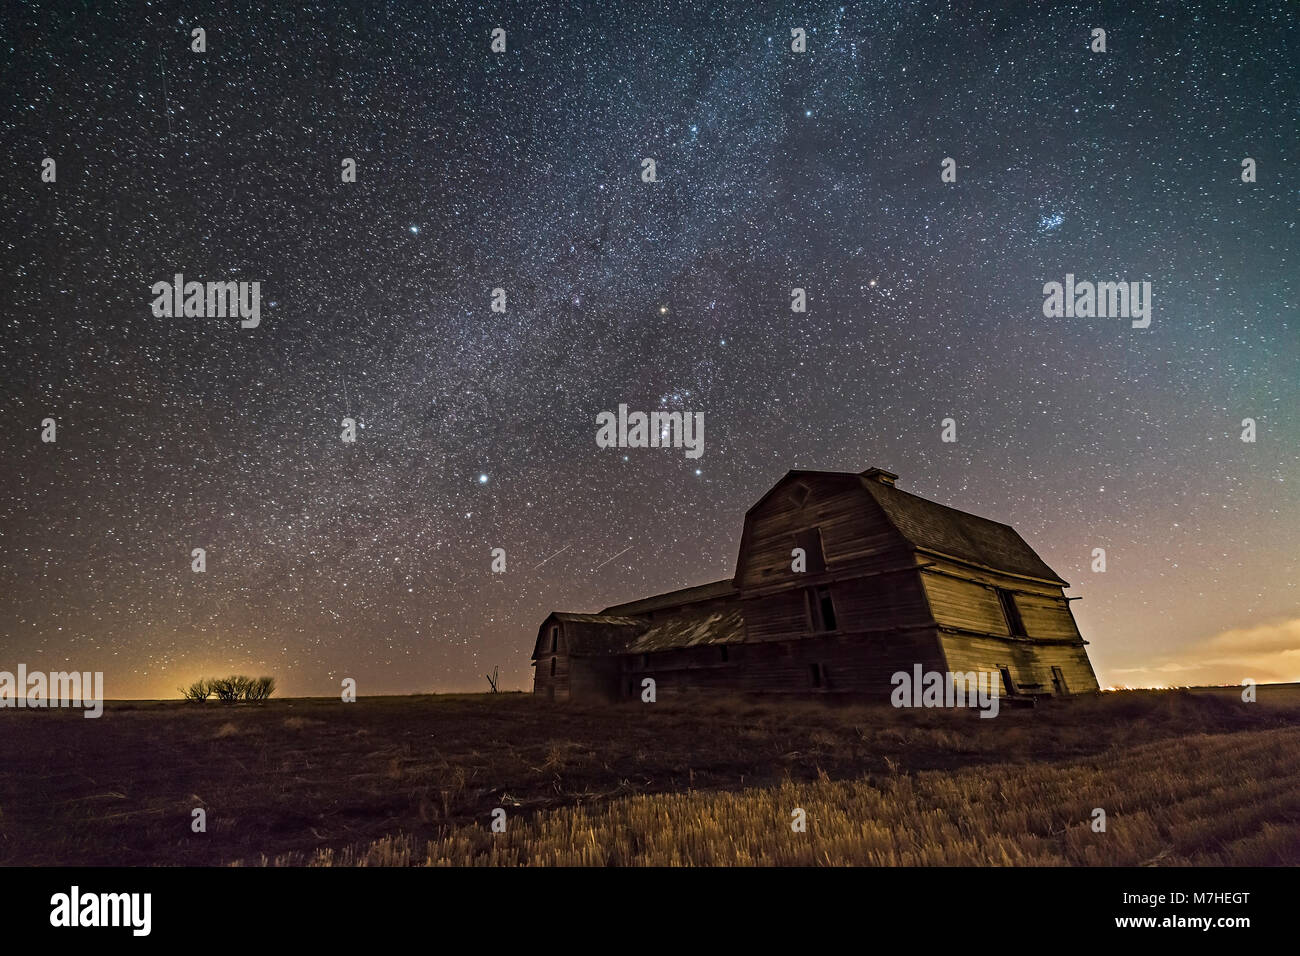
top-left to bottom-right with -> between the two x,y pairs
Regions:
268,727 -> 1300,866
2,686 -> 1298,866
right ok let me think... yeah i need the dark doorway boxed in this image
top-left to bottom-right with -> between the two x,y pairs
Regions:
807,586 -> 837,632
793,526 -> 828,573
1051,666 -> 1069,695
996,589 -> 1026,636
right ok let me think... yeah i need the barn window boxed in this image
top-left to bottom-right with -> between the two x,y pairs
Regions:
1051,666 -> 1069,695
550,658 -> 556,676
807,586 -> 837,632
999,666 -> 1015,696
788,482 -> 811,507
793,526 -> 828,573
549,625 -> 559,652
809,662 -> 825,688
996,589 -> 1026,636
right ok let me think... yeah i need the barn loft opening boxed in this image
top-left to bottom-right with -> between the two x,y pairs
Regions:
808,585 -> 837,632
793,526 -> 827,573
996,589 -> 1026,636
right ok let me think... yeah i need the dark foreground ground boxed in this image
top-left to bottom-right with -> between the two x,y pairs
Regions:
2,686 -> 1299,866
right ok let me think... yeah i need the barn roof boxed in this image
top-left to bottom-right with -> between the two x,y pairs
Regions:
535,605 -> 745,658
624,605 -> 746,653
749,468 -> 1068,585
859,477 -> 1068,585
601,578 -> 737,615
536,613 -> 646,657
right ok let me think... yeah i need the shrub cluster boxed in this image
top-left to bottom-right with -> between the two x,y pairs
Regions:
180,676 -> 276,702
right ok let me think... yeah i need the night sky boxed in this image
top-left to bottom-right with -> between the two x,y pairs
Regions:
2,1 -> 1296,698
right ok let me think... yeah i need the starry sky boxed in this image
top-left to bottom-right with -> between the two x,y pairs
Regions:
2,0 -> 1297,698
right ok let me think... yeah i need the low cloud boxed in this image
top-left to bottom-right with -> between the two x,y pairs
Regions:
1105,617 -> 1300,689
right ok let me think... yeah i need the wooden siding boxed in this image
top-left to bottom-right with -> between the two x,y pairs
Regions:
530,619 -> 565,659
1015,592 -> 1084,642
938,633 -> 1099,696
616,633 -> 945,700
920,558 -> 1082,643
921,571 -> 1009,635
734,475 -> 910,591
531,653 -> 570,700
743,569 -> 932,642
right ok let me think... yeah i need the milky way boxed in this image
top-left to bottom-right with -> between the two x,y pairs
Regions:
2,1 -> 1297,696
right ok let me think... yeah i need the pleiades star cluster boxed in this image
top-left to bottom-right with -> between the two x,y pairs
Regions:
1,1 -> 1296,697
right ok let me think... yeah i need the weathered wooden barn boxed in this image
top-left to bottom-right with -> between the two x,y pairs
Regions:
531,467 -> 1099,702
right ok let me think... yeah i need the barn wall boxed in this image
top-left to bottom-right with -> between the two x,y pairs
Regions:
615,632 -> 945,701
742,567 -> 933,643
920,559 -> 1082,643
734,476 -> 911,591
938,632 -> 1099,696
567,658 -> 622,701
1014,593 -> 1084,641
531,653 -> 570,700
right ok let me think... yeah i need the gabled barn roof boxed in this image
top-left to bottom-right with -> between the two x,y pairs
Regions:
601,578 -> 737,615
746,468 -> 1069,586
859,477 -> 1068,585
625,605 -> 746,653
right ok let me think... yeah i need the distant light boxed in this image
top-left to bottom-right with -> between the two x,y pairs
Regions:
409,225 -> 419,234
805,110 -> 812,117
659,306 -> 668,314
695,469 -> 702,476
478,473 -> 489,484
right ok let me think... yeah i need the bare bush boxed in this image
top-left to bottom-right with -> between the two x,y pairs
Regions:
179,678 -> 211,701
190,675 -> 276,703
246,676 -> 276,702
